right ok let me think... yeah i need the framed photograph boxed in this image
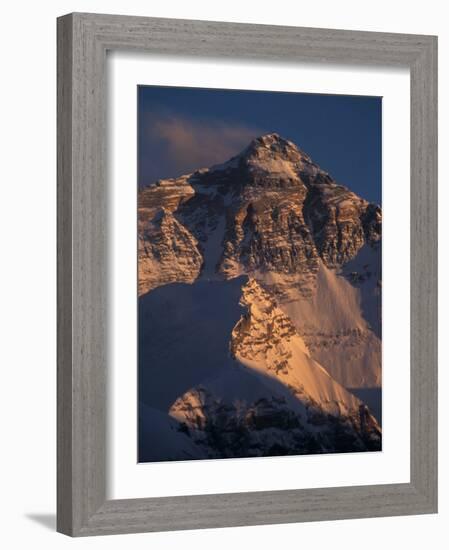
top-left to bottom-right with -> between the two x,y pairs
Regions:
57,13 -> 437,536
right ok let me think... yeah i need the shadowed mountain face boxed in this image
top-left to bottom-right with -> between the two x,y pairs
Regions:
139,277 -> 246,411
138,133 -> 382,462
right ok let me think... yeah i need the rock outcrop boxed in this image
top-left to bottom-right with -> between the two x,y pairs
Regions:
138,208 -> 202,294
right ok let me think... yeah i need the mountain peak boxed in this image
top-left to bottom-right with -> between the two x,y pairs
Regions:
206,133 -> 314,178
262,132 -> 297,144
247,132 -> 297,152
239,133 -> 311,166
253,132 -> 283,145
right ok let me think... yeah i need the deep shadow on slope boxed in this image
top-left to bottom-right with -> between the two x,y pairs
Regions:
349,388 -> 382,427
139,276 -> 247,411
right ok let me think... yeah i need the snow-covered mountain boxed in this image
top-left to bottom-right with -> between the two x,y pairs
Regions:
138,133 -> 382,461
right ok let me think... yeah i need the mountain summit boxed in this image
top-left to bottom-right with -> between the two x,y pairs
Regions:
227,132 -> 312,166
138,135 -> 382,460
138,133 -> 382,461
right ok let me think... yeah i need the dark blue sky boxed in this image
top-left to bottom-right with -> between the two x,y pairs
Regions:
138,86 -> 381,205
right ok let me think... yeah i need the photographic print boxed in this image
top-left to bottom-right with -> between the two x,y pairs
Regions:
138,86 -> 382,462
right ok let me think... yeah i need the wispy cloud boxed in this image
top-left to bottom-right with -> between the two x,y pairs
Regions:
139,111 -> 265,184
151,115 -> 262,167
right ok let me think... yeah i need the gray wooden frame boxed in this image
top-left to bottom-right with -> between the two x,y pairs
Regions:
57,12 -> 438,537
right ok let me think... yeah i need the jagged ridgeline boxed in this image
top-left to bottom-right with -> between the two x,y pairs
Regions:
138,133 -> 382,462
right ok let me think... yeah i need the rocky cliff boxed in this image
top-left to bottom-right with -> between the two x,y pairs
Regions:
138,133 -> 382,390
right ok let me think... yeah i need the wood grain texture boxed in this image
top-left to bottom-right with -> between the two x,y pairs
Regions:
57,12 -> 438,536
409,37 -> 438,508
57,13 -> 74,536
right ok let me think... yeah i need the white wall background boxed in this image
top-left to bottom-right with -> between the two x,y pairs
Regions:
0,1 -> 445,548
